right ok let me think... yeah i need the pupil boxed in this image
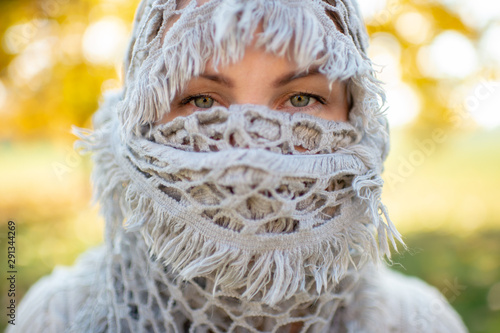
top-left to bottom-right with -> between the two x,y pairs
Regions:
291,95 -> 310,107
194,96 -> 214,108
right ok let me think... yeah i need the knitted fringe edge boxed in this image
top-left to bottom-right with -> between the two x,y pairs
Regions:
73,92 -> 130,243
130,187 -> 379,306
352,169 -> 404,258
127,171 -> 402,307
120,0 -> 374,136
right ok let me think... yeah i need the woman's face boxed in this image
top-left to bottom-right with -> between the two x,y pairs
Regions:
160,1 -> 350,124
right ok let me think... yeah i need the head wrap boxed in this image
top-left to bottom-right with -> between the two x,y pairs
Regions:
74,0 -> 404,331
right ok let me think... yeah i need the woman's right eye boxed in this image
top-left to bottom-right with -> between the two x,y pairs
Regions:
191,96 -> 215,108
289,94 -> 312,107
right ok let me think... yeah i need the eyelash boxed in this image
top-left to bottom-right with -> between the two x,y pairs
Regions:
286,92 -> 326,106
179,94 -> 213,106
178,92 -> 327,109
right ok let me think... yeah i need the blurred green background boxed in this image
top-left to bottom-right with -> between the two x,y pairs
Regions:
0,0 -> 499,331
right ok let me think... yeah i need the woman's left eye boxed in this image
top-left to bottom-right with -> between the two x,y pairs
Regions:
288,94 -> 320,108
192,96 -> 215,108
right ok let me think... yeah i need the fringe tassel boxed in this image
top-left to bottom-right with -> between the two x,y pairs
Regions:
352,170 -> 405,259
112,171 -> 394,306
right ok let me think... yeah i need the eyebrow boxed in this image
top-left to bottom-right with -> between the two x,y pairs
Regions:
273,67 -> 322,87
198,73 -> 235,88
197,67 -> 322,88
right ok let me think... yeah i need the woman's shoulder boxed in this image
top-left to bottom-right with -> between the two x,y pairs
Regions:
380,266 -> 467,332
347,264 -> 468,333
8,246 -> 106,333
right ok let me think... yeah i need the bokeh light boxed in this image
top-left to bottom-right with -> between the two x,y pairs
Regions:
395,10 -> 433,45
82,16 -> 129,65
369,32 -> 420,127
369,32 -> 402,81
59,21 -> 86,65
385,83 -> 421,127
443,0 -> 500,29
8,37 -> 56,89
417,30 -> 478,79
480,24 -> 500,67
357,0 -> 388,20
2,19 -> 47,55
465,80 -> 500,129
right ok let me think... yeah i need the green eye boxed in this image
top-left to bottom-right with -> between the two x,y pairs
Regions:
290,94 -> 311,107
193,96 -> 214,108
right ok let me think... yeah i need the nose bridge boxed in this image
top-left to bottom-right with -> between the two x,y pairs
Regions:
226,43 -> 288,107
231,69 -> 273,107
233,87 -> 270,106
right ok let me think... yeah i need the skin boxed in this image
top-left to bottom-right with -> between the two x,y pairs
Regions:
159,0 -> 350,124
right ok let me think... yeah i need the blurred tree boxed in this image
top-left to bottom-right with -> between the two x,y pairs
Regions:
365,0 -> 488,138
0,0 -> 138,141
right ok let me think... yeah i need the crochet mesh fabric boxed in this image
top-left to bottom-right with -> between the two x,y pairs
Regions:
70,99 -> 396,331
11,0 -> 469,332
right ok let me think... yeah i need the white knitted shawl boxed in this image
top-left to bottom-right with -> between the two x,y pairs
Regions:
11,0 -> 468,332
